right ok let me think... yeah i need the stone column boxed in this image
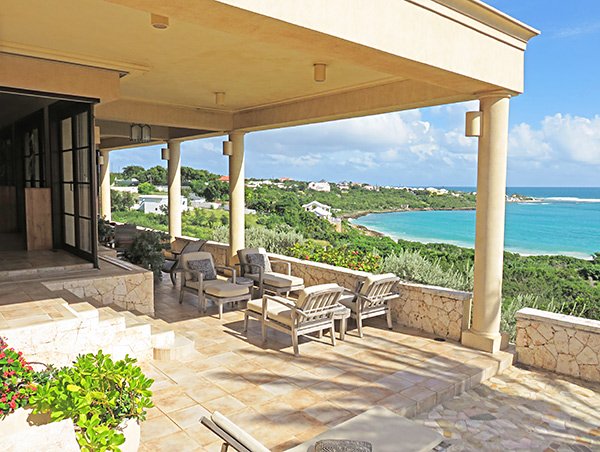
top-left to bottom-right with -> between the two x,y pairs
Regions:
99,149 -> 111,221
462,92 -> 511,354
168,140 -> 182,241
228,131 -> 246,264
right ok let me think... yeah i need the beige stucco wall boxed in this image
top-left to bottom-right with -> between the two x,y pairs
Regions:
203,241 -> 471,341
516,308 -> 600,383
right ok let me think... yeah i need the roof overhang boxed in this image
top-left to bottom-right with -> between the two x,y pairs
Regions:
0,0 -> 538,144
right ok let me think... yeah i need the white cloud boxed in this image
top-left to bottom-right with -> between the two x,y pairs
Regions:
510,114 -> 600,166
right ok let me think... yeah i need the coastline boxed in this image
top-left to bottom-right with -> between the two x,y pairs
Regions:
348,209 -> 596,261
342,206 -> 475,221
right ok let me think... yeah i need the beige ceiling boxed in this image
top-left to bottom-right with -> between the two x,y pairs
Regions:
0,0 -> 402,111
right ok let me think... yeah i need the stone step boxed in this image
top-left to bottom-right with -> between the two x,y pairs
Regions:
153,333 -> 195,361
64,301 -> 100,322
97,306 -> 127,331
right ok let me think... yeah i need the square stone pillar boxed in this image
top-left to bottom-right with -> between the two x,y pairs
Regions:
462,92 -> 510,354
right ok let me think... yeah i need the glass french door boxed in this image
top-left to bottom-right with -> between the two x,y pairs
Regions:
53,103 -> 97,263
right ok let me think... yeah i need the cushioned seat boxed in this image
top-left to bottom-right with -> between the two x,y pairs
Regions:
246,297 -> 290,315
262,272 -> 304,288
204,281 -> 251,298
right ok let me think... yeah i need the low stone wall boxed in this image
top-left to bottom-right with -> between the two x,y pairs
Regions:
516,308 -> 600,383
202,241 -> 471,341
43,259 -> 154,315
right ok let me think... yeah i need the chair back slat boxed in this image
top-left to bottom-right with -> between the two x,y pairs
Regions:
360,276 -> 399,310
299,286 -> 343,322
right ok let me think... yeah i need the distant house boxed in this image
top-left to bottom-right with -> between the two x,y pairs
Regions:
363,184 -> 378,191
218,175 -> 229,182
135,194 -> 188,214
222,204 -> 256,215
111,186 -> 138,194
302,201 -> 332,219
308,181 -> 331,192
426,187 -> 449,195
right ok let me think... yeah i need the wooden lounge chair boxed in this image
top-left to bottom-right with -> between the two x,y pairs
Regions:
338,273 -> 400,337
201,411 -> 270,452
244,283 -> 344,356
162,238 -> 206,285
237,247 -> 304,297
178,251 -> 251,319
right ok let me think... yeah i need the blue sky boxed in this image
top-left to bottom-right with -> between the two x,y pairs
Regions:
111,1 -> 600,187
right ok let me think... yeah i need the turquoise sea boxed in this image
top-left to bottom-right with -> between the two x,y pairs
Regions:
352,187 -> 600,259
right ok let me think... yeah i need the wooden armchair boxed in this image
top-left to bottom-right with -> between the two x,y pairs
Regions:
178,251 -> 250,319
237,247 -> 304,297
245,284 -> 344,356
339,273 -> 400,337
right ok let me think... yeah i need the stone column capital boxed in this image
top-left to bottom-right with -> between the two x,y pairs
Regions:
476,89 -> 513,101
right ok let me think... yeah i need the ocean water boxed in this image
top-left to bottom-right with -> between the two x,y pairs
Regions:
352,187 -> 600,259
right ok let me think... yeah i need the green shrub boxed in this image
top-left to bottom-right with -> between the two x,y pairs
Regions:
379,250 -> 473,291
288,242 -> 381,273
126,230 -> 168,278
211,225 -> 305,255
31,351 -> 153,452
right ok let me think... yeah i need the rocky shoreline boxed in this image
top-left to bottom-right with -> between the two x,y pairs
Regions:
342,206 -> 476,220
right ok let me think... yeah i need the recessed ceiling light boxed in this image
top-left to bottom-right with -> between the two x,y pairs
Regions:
151,13 -> 169,30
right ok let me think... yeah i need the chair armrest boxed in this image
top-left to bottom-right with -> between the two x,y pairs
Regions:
269,259 -> 291,275
215,265 -> 237,281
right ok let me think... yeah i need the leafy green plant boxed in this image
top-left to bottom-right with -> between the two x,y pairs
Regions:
379,250 -> 473,291
30,351 -> 153,452
211,224 -> 305,255
288,242 -> 381,272
0,337 -> 37,418
126,230 -> 168,279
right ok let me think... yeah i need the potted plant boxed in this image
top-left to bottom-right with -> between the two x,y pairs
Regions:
1,338 -> 79,451
126,230 -> 168,280
31,350 -> 154,452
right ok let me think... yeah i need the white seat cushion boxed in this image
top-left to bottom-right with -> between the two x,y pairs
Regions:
212,411 -> 269,452
247,297 -> 293,315
263,272 -> 304,289
204,281 -> 249,298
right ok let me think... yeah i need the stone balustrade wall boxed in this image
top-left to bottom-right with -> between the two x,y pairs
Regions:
201,240 -> 471,341
516,308 -> 600,383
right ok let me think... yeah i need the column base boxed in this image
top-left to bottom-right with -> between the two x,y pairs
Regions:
462,329 -> 502,354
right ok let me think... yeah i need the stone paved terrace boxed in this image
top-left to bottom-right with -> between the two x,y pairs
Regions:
133,279 -> 574,452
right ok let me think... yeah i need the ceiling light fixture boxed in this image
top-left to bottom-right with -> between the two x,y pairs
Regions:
314,63 -> 327,82
151,13 -> 169,30
130,124 -> 151,143
215,92 -> 226,106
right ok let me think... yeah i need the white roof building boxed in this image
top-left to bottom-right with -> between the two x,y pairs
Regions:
308,181 -> 331,192
136,195 -> 188,215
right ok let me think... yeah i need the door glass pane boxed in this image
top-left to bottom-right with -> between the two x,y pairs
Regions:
79,218 -> 91,252
62,151 -> 73,182
64,215 -> 75,246
77,148 -> 90,182
78,184 -> 90,218
61,118 -> 72,150
76,112 -> 89,147
63,183 -> 74,214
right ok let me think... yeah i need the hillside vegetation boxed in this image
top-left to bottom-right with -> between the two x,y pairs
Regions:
110,167 -> 600,337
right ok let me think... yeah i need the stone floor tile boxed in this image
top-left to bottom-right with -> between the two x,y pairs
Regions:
140,415 -> 181,442
142,430 -> 202,451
